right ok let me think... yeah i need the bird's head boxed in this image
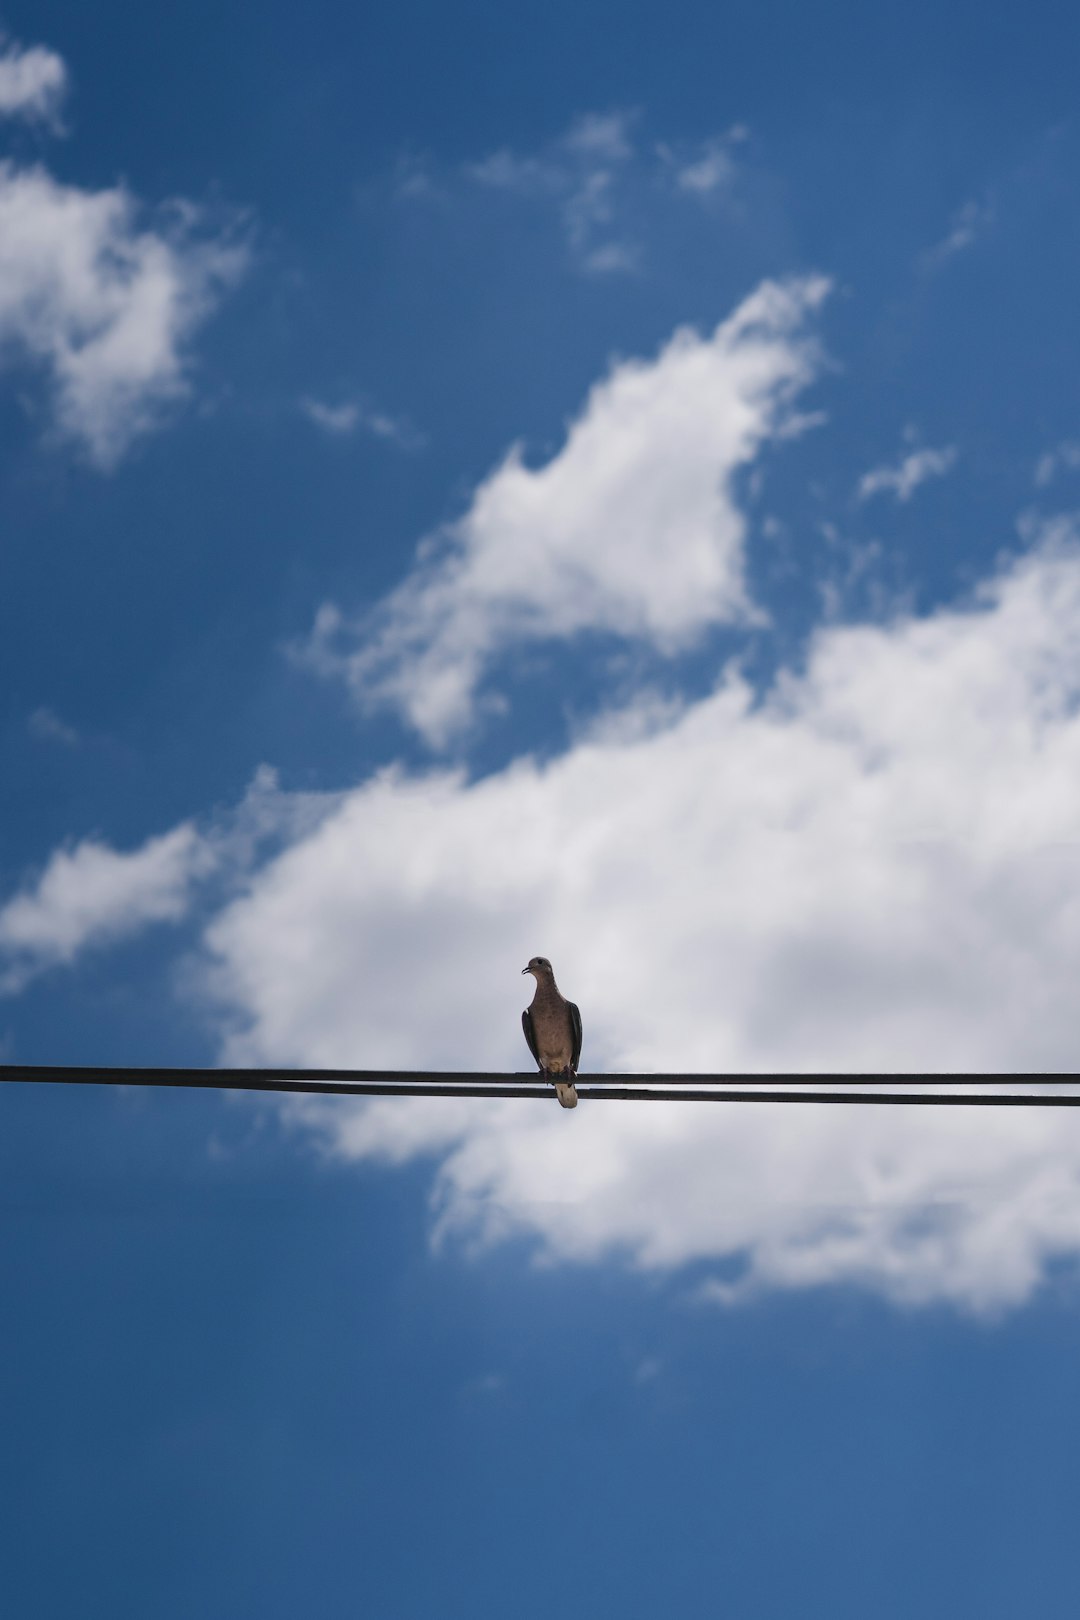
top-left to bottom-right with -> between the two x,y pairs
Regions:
522,955 -> 554,980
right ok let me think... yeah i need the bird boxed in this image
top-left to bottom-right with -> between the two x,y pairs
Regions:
521,956 -> 582,1109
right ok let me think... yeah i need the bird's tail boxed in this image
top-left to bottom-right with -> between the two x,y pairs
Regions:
555,1080 -> 578,1110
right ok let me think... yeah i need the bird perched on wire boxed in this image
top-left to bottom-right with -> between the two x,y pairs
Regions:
521,956 -> 582,1109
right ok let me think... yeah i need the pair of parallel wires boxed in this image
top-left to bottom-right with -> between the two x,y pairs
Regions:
1,1066 -> 1078,1105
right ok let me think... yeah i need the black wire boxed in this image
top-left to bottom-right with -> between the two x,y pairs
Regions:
0,1065 -> 1077,1104
581,1088 -> 1080,1106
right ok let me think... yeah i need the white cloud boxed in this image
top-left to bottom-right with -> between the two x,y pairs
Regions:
392,151 -> 440,201
0,37 -> 67,126
659,130 -> 747,197
562,112 -> 634,163
923,198 -> 994,267
676,145 -> 736,194
1035,440 -> 1080,488
362,408 -> 424,448
302,398 -> 360,435
27,706 -> 78,746
0,825 -> 212,992
298,276 -> 830,745
857,444 -> 957,504
201,527 -> 1080,1314
464,114 -> 748,273
471,114 -> 634,195
563,169 -> 618,252
465,150 -> 554,193
301,395 -> 424,449
467,110 -> 640,274
0,765 -> 350,998
0,162 -> 247,466
580,240 -> 640,275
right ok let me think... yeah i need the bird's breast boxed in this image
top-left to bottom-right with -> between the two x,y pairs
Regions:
530,994 -> 573,1069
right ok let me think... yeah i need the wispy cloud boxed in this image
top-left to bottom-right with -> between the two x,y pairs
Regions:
1035,440 -> 1080,488
579,239 -> 640,275
856,444 -> 957,504
561,111 -> 634,162
393,150 -> 438,199
439,113 -> 750,275
657,126 -> 748,196
300,395 -> 424,450
922,197 -> 994,268
676,144 -> 736,194
0,825 -> 212,993
301,398 -> 360,435
0,764 -> 341,995
468,110 -> 641,274
465,149 -> 554,192
0,36 -> 67,127
294,276 -> 830,745
27,706 -> 79,746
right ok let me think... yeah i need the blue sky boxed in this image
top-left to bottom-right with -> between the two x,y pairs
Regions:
5,2 -> 1080,1613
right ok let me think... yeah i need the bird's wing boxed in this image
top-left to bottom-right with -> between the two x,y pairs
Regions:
567,1001 -> 583,1073
522,1007 -> 541,1069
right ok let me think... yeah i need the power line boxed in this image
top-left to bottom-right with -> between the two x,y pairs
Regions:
1,1065 -> 1078,1104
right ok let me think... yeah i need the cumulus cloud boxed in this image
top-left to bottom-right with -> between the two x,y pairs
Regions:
0,36 -> 67,126
0,163 -> 247,465
0,824 -> 212,992
856,444 -> 957,504
0,761 -> 341,996
298,276 -> 830,745
202,526 -> 1080,1312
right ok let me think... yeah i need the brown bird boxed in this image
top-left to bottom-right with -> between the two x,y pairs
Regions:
521,956 -> 582,1109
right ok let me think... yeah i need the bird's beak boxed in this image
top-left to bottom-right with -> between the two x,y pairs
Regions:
521,966 -> 532,975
